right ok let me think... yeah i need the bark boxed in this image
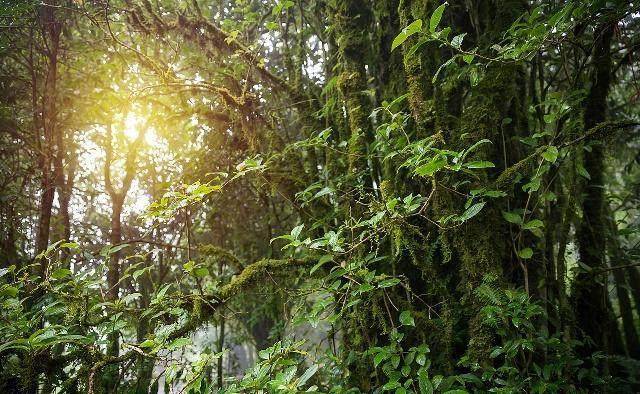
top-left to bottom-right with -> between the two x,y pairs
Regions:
627,266 -> 640,320
332,0 -> 375,388
35,1 -> 62,272
333,0 -> 373,178
54,134 -> 76,264
606,211 -> 640,358
134,255 -> 155,393
572,22 -> 624,355
454,0 -> 526,364
398,0 -> 436,136
102,121 -> 147,391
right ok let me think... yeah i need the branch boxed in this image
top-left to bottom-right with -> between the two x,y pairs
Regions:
199,244 -> 245,272
120,119 -> 149,195
103,124 -> 117,200
495,121 -> 640,190
165,257 -> 315,341
125,2 -> 318,111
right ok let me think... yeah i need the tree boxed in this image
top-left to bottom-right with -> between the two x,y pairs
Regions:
1,0 -> 639,392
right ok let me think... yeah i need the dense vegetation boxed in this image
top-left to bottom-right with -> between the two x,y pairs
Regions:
1,0 -> 639,392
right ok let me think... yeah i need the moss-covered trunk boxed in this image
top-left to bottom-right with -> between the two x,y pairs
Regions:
572,21 -> 624,356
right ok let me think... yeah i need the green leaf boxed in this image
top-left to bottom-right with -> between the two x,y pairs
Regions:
378,278 -> 401,288
399,310 -> 415,326
418,367 -> 433,393
518,248 -> 533,259
132,267 -> 150,280
415,158 -> 447,177
139,339 -> 155,348
265,21 -> 279,30
523,177 -> 541,193
401,365 -> 411,377
313,186 -> 333,199
167,337 -> 191,350
60,242 -> 79,249
51,268 -> 72,280
382,381 -> 401,390
432,57 -> 455,83
429,3 -> 447,33
458,202 -> 485,222
577,164 -> 590,180
192,267 -> 209,278
297,364 -> 319,387
522,219 -> 544,230
462,54 -> 475,64
109,244 -> 130,255
469,66 -> 480,86
489,347 -> 503,358
542,146 -> 558,163
374,352 -> 388,367
391,19 -> 422,51
465,160 -> 495,169
310,254 -> 333,274
0,285 -> 19,298
291,224 -> 304,239
451,33 -> 466,48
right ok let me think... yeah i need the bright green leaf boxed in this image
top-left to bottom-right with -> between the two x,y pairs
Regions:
541,146 -> 558,163
391,19 -> 422,51
465,160 -> 495,169
399,310 -> 415,326
522,219 -> 544,230
429,3 -> 447,33
518,248 -> 533,259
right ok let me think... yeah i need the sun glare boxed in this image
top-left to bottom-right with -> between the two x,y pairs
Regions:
121,112 -> 159,146
123,112 -> 140,140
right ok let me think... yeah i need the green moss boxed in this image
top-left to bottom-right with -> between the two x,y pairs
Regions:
199,244 -> 244,272
218,258 -> 312,300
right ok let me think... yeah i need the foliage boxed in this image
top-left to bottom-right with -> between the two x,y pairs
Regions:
1,0 -> 640,393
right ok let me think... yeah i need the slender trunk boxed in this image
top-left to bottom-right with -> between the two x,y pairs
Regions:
108,198 -> 124,300
606,212 -> 640,358
627,267 -> 640,320
334,0 -> 373,180
556,169 -> 577,337
35,2 -> 61,267
135,254 -> 155,393
55,134 -> 76,263
102,119 -> 146,391
216,258 -> 225,388
572,22 -> 623,355
332,1 -> 375,389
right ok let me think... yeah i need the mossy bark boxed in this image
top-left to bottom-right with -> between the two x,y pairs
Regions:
572,22 -> 624,356
398,0 -> 436,137
453,0 -> 526,365
333,0 -> 373,178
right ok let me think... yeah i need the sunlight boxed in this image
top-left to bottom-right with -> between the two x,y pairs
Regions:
123,112 -> 141,140
122,112 -> 159,146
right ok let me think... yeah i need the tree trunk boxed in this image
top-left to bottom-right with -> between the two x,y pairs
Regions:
606,212 -> 640,358
35,1 -> 61,267
572,21 -> 624,355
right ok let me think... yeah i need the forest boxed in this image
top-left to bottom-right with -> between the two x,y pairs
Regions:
1,0 -> 639,392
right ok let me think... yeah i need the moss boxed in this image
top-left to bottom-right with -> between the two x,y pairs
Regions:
199,244 -> 244,272
399,0 -> 437,137
218,258 -> 312,300
332,0 -> 373,175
